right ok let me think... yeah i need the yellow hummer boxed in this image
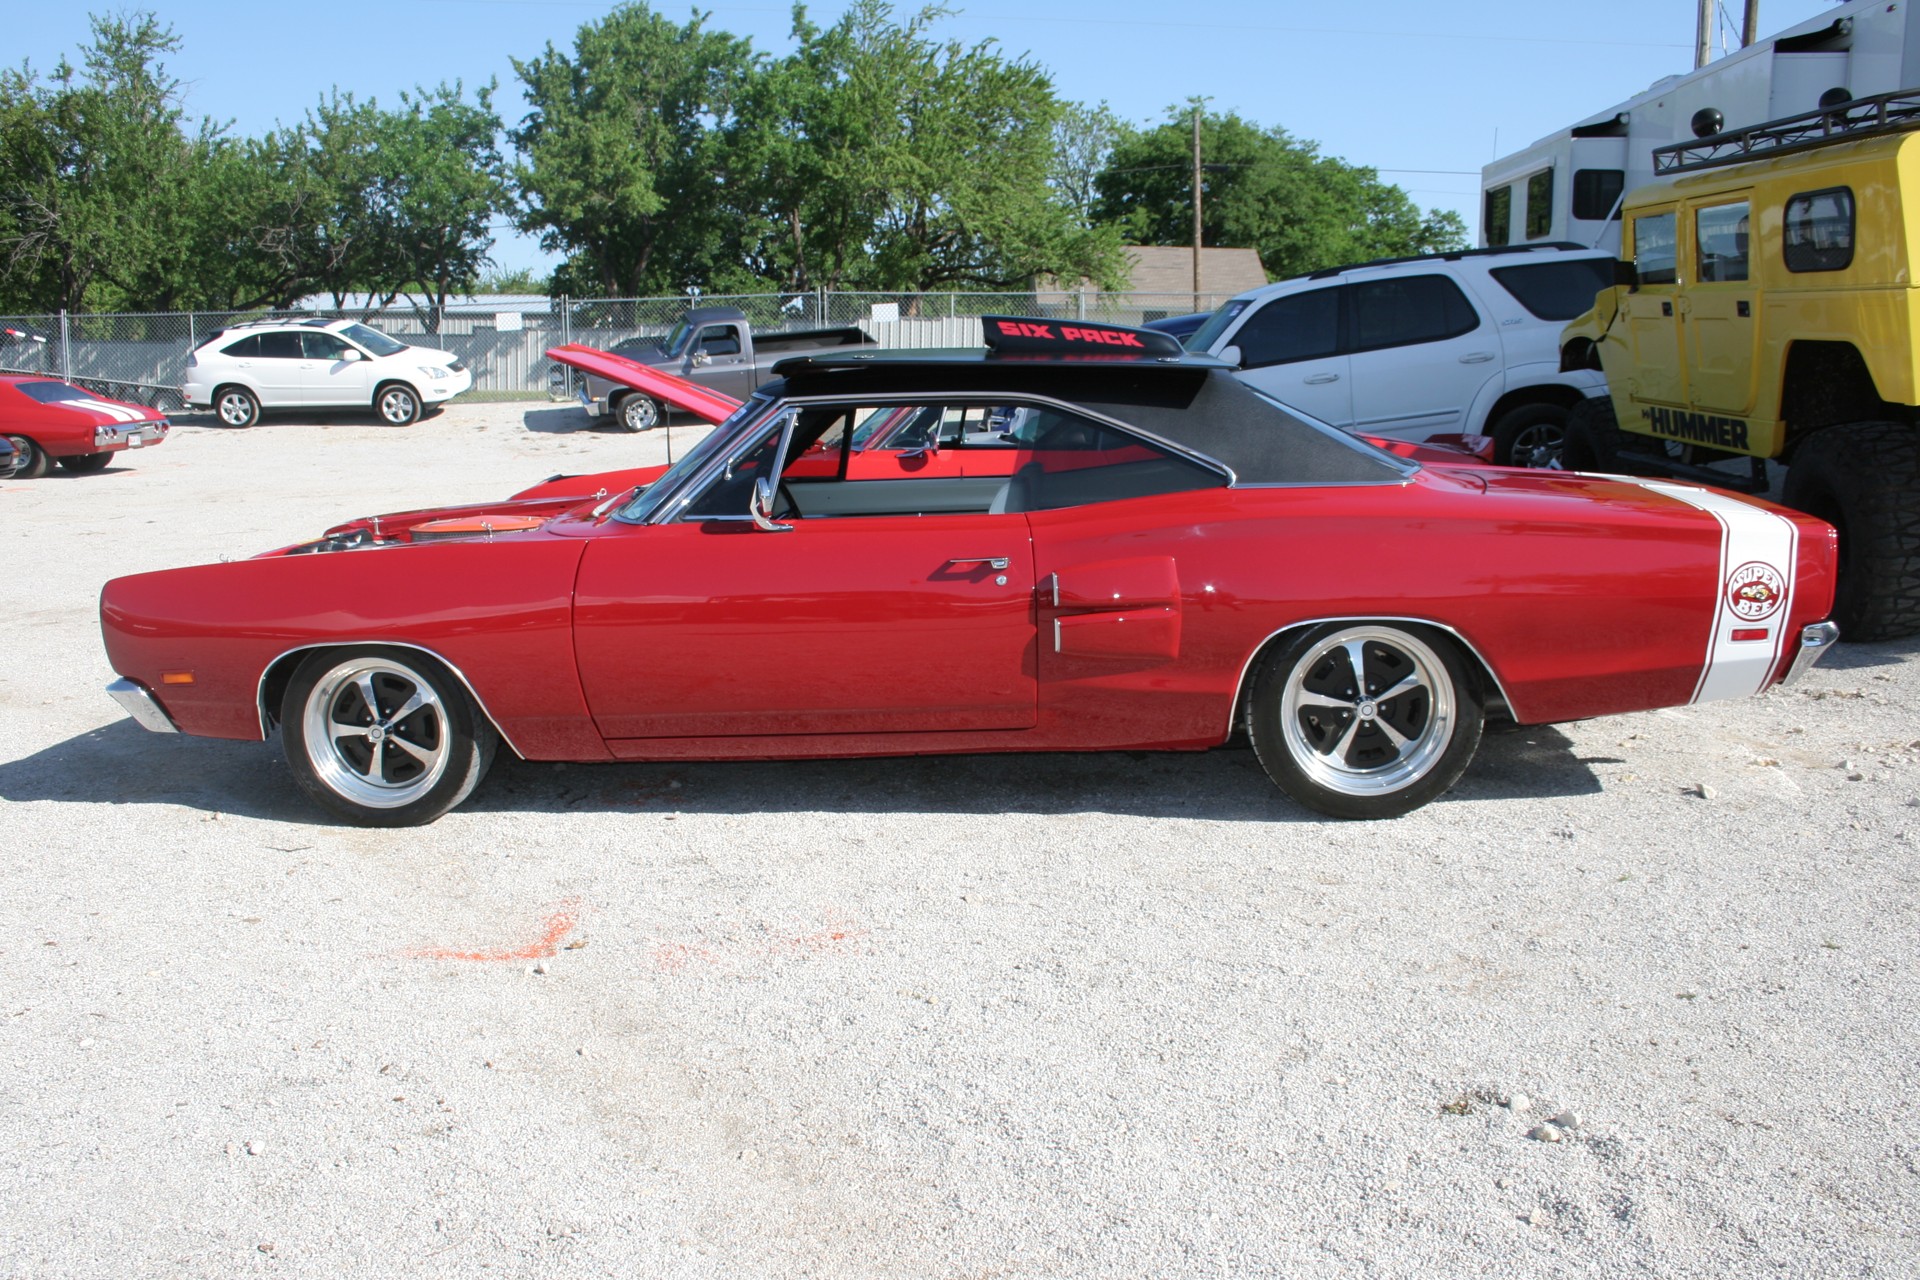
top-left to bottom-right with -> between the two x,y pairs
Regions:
1560,89 -> 1920,640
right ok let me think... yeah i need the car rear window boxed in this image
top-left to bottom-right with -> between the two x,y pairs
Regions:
13,380 -> 93,404
1489,259 -> 1615,320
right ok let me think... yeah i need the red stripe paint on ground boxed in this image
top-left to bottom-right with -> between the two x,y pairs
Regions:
405,900 -> 582,962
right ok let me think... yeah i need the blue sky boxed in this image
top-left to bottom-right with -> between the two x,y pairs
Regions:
12,0 -> 1839,275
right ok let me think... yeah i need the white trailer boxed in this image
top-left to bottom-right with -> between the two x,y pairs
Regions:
1482,0 -> 1920,253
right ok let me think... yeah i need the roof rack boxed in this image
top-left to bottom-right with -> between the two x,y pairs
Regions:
1653,86 -> 1920,175
1294,241 -> 1591,282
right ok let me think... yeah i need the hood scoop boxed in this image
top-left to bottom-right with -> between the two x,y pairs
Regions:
410,514 -> 545,542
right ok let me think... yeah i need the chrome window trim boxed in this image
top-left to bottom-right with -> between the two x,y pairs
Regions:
652,403 -> 802,526
614,393 -> 782,525
254,640 -> 524,759
1224,615 -> 1518,740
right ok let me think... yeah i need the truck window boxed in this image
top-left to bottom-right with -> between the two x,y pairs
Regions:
1525,169 -> 1554,240
1695,202 -> 1750,283
1484,185 -> 1512,247
1631,211 -> 1678,285
1488,259 -> 1616,320
1572,169 -> 1624,221
1784,187 -> 1854,273
1348,275 -> 1479,352
1233,289 -> 1340,368
698,325 -> 742,356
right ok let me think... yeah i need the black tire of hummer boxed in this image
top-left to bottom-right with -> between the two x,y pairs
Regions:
1780,422 -> 1920,641
1560,396 -> 1627,473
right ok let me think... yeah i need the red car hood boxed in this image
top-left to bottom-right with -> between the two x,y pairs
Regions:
547,343 -> 743,423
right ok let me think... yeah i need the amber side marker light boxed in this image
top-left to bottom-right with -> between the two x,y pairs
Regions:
161,671 -> 195,685
1730,629 -> 1770,643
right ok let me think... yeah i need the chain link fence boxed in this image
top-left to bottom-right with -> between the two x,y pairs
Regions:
1,290 -> 1242,408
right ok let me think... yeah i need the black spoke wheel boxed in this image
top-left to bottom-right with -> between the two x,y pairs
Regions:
1491,402 -> 1569,468
1248,623 -> 1484,819
282,647 -> 498,826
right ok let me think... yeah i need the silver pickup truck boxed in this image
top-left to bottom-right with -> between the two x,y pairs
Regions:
580,306 -> 877,431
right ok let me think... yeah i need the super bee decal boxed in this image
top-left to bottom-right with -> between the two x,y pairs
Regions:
1725,561 -> 1786,621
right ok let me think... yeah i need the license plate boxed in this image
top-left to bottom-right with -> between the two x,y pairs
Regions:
127,437 -> 142,447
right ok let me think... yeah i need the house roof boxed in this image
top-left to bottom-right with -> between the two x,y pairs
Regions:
1119,246 -> 1270,295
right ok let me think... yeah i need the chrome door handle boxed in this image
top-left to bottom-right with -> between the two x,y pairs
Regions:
948,556 -> 1010,570
1303,373 -> 1340,384
1458,351 -> 1497,364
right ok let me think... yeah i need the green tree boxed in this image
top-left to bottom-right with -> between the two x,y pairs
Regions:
1095,108 -> 1466,281
1050,100 -> 1121,229
510,4 -> 755,296
726,2 -> 1124,294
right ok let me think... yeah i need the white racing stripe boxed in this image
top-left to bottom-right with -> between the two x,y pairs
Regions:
1636,481 -> 1799,703
72,398 -> 144,423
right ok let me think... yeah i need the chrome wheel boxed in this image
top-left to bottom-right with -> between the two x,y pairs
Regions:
1280,626 -> 1455,797
301,656 -> 450,810
216,388 -> 259,427
377,385 -> 421,425
618,393 -> 660,432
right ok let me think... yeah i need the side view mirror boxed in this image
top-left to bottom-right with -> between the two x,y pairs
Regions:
750,476 -> 791,532
341,349 -> 364,362
1218,344 -> 1243,368
1612,260 -> 1639,291
691,349 -> 712,368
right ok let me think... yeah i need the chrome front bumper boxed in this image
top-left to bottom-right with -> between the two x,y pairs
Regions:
107,678 -> 179,733
1782,621 -> 1841,686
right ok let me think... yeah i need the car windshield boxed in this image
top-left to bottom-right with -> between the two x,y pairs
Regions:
13,380 -> 93,404
660,320 -> 693,357
1185,300 -> 1249,352
614,395 -> 780,523
341,323 -> 408,358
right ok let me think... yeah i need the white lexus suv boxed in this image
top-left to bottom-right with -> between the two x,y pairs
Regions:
182,318 -> 472,426
1186,243 -> 1615,466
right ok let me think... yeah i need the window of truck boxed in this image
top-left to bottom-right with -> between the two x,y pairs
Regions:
1631,211 -> 1678,285
1784,188 -> 1854,273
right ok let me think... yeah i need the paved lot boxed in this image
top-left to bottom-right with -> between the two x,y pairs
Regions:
2,402 -> 1917,1278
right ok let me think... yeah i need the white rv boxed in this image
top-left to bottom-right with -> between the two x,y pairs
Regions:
1482,0 -> 1920,252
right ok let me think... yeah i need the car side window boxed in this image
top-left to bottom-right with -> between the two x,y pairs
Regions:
1231,289 -> 1340,368
1631,211 -> 1678,285
1347,274 -> 1480,353
1784,187 -> 1854,273
698,325 -> 742,357
257,332 -> 302,359
302,332 -> 354,360
220,334 -> 261,358
1694,201 -> 1750,283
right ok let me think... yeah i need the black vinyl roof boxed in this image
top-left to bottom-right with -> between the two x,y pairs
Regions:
768,350 -> 1406,486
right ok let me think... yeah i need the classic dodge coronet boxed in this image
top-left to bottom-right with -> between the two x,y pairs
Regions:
100,318 -> 1840,826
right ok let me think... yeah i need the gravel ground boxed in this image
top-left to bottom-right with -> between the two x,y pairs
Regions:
2,402 -> 1917,1278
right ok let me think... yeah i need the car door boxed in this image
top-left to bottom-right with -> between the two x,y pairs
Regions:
1685,196 -> 1759,417
250,330 -> 308,406
681,323 -> 754,400
1342,272 -> 1497,441
1622,205 -> 1688,406
1220,287 -> 1351,426
299,331 -> 373,406
571,407 -> 1039,741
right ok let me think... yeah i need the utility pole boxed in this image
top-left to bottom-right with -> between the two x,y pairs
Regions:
1696,0 -> 1714,68
1742,1 -> 1759,47
1191,104 -> 1204,311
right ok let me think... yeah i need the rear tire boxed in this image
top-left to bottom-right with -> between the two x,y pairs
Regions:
57,451 -> 113,474
6,436 -> 50,478
1561,396 -> 1625,473
1491,402 -> 1569,468
281,646 -> 498,826
214,385 -> 260,428
1246,622 -> 1484,819
1781,422 -> 1920,640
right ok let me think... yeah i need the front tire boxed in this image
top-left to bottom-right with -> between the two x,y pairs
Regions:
375,383 -> 422,426
1491,402 -> 1569,468
281,647 -> 498,826
615,392 -> 660,432
214,385 -> 261,428
1781,422 -> 1920,640
5,436 -> 50,478
1560,395 -> 1627,473
57,451 -> 113,474
1247,623 -> 1484,819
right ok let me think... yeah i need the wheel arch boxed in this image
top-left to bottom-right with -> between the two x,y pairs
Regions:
1779,340 -> 1904,458
1483,382 -> 1587,430
1225,616 -> 1517,741
373,377 -> 421,401
257,640 -> 522,758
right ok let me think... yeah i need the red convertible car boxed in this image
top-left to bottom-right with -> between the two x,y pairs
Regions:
2,375 -> 170,477
100,319 -> 1840,827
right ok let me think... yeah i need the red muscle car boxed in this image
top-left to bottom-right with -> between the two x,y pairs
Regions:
2,375 -> 170,477
100,318 -> 1841,827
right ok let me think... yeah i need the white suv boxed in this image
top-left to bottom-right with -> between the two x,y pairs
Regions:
182,319 -> 472,427
1186,243 -> 1615,465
